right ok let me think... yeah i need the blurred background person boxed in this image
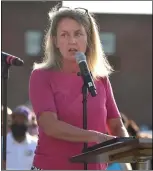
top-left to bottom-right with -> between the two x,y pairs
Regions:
127,119 -> 152,170
23,102 -> 39,137
120,112 -> 129,129
126,119 -> 140,137
28,115 -> 38,137
1,106 -> 12,168
107,162 -> 132,171
6,105 -> 37,170
107,112 -> 152,170
1,106 -> 12,136
107,112 -> 132,170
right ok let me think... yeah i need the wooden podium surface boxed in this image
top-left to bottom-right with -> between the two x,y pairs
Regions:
70,137 -> 152,164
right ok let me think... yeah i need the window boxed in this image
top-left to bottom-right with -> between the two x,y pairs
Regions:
25,30 -> 43,56
100,32 -> 120,70
100,32 -> 116,55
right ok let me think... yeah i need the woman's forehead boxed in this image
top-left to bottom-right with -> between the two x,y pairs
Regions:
57,18 -> 85,32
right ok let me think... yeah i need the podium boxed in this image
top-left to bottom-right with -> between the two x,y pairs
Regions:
70,137 -> 152,170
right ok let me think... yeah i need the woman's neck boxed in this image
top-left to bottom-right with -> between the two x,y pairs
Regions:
62,59 -> 79,74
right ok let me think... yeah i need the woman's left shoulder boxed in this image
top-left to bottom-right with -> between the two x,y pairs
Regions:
97,76 -> 109,84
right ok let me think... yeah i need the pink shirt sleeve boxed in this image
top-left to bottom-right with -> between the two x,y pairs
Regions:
104,77 -> 121,119
29,69 -> 57,118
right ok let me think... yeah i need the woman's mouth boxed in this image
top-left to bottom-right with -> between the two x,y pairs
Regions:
68,48 -> 78,52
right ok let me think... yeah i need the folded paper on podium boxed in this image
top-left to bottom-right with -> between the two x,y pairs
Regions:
70,137 -> 152,163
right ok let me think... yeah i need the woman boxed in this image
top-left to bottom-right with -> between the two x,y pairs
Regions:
29,5 -> 129,170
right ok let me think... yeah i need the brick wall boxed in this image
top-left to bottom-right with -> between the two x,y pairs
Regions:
96,14 -> 152,126
2,2 -> 152,126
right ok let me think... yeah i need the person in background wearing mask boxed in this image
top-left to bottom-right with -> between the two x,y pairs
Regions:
6,105 -> 37,170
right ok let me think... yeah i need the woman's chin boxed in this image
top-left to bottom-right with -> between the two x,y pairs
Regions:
64,56 -> 76,62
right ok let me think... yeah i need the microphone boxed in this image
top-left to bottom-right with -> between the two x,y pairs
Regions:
1,52 -> 24,66
75,52 -> 97,97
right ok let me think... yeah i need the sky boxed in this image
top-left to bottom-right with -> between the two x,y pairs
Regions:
63,1 -> 152,15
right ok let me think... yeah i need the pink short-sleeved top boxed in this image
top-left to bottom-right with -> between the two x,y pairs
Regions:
29,69 -> 120,170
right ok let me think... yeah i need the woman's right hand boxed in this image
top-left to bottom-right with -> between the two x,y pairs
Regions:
96,132 -> 117,143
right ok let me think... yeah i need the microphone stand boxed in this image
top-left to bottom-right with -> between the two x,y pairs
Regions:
82,83 -> 88,170
77,72 -> 88,170
1,61 -> 10,170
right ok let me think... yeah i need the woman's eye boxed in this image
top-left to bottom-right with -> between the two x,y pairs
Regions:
76,32 -> 82,36
61,34 -> 65,37
61,33 -> 67,37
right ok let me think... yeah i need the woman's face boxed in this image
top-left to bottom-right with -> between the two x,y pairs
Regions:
54,17 -> 87,61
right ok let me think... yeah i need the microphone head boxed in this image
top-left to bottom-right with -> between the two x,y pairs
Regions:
13,58 -> 24,66
75,52 -> 86,64
2,51 -> 24,66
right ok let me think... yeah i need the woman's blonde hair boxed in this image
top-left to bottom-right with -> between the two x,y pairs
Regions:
34,4 -> 113,79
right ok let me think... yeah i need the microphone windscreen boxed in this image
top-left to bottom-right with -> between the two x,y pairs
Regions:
75,52 -> 86,63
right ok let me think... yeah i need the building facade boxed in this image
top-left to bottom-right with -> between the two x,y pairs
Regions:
2,2 -> 152,126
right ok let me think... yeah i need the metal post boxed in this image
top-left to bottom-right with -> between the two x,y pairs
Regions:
136,157 -> 150,170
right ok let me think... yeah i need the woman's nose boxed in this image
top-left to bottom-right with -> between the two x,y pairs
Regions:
68,35 -> 76,44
